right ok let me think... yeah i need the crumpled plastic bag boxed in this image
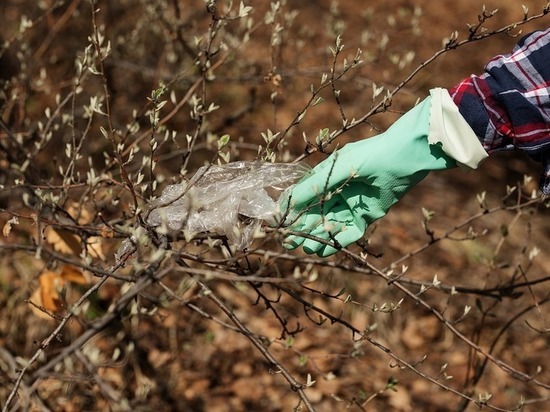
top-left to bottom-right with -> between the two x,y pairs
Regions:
146,161 -> 310,249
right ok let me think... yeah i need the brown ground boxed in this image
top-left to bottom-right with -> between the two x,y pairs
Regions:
0,0 -> 549,411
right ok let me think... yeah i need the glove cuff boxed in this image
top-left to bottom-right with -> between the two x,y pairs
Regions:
428,88 -> 488,169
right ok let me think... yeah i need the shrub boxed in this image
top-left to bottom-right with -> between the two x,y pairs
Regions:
1,1 -> 549,410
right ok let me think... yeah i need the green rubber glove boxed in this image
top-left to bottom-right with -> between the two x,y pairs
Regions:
281,96 -> 457,257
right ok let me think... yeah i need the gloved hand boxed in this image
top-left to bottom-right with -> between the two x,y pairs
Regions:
280,89 -> 488,257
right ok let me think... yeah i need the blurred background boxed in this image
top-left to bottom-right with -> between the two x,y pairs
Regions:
1,1 -> 549,411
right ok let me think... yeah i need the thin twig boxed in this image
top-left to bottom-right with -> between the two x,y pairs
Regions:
195,279 -> 316,412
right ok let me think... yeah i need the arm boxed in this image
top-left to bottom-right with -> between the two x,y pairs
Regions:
450,28 -> 550,193
281,29 -> 550,257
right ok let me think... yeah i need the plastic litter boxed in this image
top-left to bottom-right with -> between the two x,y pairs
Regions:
146,161 -> 310,249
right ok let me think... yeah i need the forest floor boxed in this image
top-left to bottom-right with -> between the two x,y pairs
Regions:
1,0 -> 549,411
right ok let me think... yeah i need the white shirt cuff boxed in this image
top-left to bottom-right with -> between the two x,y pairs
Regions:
428,88 -> 488,169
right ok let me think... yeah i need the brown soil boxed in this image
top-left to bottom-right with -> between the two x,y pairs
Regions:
0,1 -> 549,411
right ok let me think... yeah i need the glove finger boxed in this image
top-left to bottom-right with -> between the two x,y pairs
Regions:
282,204 -> 325,250
313,201 -> 367,256
301,195 -> 364,255
316,223 -> 366,257
284,185 -> 385,255
301,218 -> 345,255
305,186 -> 381,257
283,235 -> 304,251
284,195 -> 343,253
287,183 -> 388,254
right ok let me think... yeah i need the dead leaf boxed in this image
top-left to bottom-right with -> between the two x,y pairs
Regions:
44,227 -> 106,261
60,265 -> 87,284
29,271 -> 64,319
388,387 -> 413,412
2,216 -> 19,237
148,348 -> 173,369
401,316 -> 441,350
29,266 -> 88,318
67,201 -> 93,225
87,236 -> 106,260
230,377 -> 264,401
2,222 -> 10,237
43,201 -> 108,259
45,226 -> 82,255
40,271 -> 65,312
101,226 -> 114,238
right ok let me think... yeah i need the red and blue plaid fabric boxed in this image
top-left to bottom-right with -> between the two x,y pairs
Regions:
449,28 -> 550,194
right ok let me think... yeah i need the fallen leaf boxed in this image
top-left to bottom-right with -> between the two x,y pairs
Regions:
45,226 -> 82,255
60,265 -> 87,284
67,201 -> 94,225
29,266 -> 88,319
101,226 -> 114,238
44,227 -> 106,261
87,236 -> 106,260
39,271 -> 65,312
388,387 -> 413,412
148,348 -> 173,369
401,316 -> 441,350
2,216 -> 19,237
44,201 -> 107,259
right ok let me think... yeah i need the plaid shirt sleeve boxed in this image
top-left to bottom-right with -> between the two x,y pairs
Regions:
449,28 -> 550,194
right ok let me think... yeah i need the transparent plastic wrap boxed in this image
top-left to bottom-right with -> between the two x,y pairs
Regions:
146,161 -> 311,249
